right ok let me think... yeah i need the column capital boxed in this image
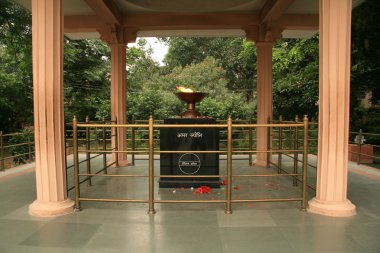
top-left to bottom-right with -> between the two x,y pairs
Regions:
255,41 -> 275,47
98,25 -> 137,45
245,26 -> 258,42
245,22 -> 283,43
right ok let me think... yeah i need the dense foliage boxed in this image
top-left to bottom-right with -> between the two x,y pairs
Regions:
163,37 -> 257,101
350,0 -> 380,132
0,1 -> 32,132
163,36 -> 319,120
64,39 -> 110,122
128,56 -> 255,120
272,37 -> 319,120
0,0 -> 379,135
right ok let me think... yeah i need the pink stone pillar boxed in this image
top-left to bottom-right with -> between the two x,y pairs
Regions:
29,0 -> 74,216
110,43 -> 128,165
255,42 -> 273,167
308,0 -> 356,217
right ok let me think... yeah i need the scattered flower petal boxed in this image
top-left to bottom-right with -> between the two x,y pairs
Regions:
233,185 -> 240,190
194,185 -> 212,194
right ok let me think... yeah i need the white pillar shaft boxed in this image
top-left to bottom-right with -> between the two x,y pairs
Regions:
110,43 -> 128,164
29,0 -> 73,216
308,0 -> 356,217
256,42 -> 273,167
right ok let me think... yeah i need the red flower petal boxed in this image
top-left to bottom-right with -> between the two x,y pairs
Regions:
194,185 -> 212,194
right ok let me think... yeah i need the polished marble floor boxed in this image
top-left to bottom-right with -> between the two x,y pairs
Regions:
1,155 -> 380,253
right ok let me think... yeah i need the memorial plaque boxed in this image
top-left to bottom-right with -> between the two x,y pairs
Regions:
159,118 -> 220,188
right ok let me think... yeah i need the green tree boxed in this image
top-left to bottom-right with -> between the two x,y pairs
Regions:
127,39 -> 160,92
163,36 -> 321,120
272,37 -> 319,120
127,56 -> 255,120
350,0 -> 380,132
163,37 -> 257,101
64,39 -> 110,122
0,1 -> 33,132
95,39 -> 162,120
127,90 -> 182,120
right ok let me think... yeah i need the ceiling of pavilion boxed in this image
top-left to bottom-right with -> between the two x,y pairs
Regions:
13,0 -> 364,41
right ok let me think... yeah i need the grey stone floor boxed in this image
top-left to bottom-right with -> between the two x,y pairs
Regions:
1,155 -> 380,253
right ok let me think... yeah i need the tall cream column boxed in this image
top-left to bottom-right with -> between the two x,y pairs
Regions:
29,0 -> 74,216
255,42 -> 273,167
110,43 -> 128,165
308,0 -> 356,217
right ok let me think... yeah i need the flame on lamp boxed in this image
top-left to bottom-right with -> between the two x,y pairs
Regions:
176,86 -> 194,93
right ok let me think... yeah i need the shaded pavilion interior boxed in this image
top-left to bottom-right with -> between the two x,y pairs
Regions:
12,0 -> 363,217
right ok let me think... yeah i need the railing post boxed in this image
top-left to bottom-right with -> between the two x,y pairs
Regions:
248,117 -> 252,166
301,115 -> 309,211
65,123 -> 68,195
358,129 -> 363,165
0,131 -> 4,171
293,115 -> 299,186
102,117 -> 107,174
28,132 -> 32,161
267,116 -> 271,168
115,117 -> 119,167
132,116 -> 135,166
85,116 -> 92,186
278,115 -> 283,173
95,126 -> 99,151
225,116 -> 233,214
148,115 -> 156,214
73,116 -> 81,211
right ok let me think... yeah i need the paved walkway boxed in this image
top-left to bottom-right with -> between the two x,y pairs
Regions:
0,155 -> 379,253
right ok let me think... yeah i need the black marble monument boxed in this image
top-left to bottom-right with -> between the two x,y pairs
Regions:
159,118 -> 220,188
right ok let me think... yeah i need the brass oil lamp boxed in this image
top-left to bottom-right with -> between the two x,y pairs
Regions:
175,86 -> 207,118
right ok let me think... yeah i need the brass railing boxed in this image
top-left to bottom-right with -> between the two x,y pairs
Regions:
2,115 -> 377,200
349,130 -> 380,165
65,117 -> 116,191
128,117 -> 256,165
71,115 -> 309,214
0,131 -> 34,171
269,116 -> 318,190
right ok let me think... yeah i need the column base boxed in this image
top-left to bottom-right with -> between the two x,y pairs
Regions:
29,198 -> 74,217
308,197 -> 356,217
108,159 -> 131,167
118,159 -> 132,167
254,159 -> 268,167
